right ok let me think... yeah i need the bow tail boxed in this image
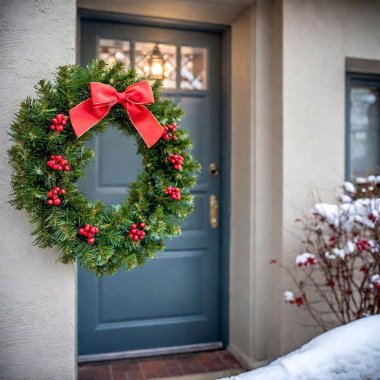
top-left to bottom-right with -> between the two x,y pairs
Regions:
125,103 -> 163,148
69,99 -> 111,138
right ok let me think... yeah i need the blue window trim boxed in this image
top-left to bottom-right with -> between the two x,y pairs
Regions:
345,72 -> 380,180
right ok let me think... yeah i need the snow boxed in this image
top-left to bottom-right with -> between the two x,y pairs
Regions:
312,198 -> 380,231
283,291 -> 295,302
343,181 -> 356,194
221,316 -> 380,380
295,252 -> 316,266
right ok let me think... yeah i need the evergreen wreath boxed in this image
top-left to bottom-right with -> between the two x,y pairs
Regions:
8,60 -> 200,275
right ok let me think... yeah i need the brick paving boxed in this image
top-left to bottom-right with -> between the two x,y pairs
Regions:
78,350 -> 243,380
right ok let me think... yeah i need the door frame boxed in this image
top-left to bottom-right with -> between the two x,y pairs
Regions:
77,8 -> 231,350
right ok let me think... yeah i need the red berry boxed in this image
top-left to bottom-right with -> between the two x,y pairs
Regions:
172,135 -> 177,141
47,191 -> 53,198
64,165 -> 70,171
131,228 -> 137,234
128,233 -> 133,238
56,155 -> 62,161
50,125 -> 56,131
61,120 -> 67,126
47,199 -> 53,206
93,226 -> 99,234
131,224 -> 137,229
88,237 -> 95,245
52,118 -> 58,125
56,125 -> 64,133
59,189 -> 66,195
53,198 -> 61,206
163,134 -> 170,141
139,222 -> 145,229
78,228 -> 85,235
89,227 -> 96,235
84,224 -> 90,230
133,235 -> 139,241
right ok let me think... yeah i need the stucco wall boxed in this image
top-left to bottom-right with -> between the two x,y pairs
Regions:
281,0 -> 380,353
0,1 -> 77,379
229,0 -> 283,368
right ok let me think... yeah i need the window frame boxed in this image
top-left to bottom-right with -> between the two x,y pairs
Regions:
345,72 -> 380,179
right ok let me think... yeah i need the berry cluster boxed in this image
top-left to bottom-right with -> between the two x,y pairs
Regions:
47,155 -> 71,171
128,222 -> 146,242
164,186 -> 181,200
162,123 -> 178,141
167,154 -> 184,170
78,224 -> 99,245
290,296 -> 304,307
50,113 -> 67,133
356,239 -> 371,252
46,186 -> 66,206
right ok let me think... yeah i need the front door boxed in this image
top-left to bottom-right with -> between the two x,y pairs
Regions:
78,17 -> 226,357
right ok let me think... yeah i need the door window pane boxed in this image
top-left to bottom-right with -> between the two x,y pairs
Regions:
98,39 -> 131,67
135,42 -> 176,89
181,47 -> 207,90
349,84 -> 380,178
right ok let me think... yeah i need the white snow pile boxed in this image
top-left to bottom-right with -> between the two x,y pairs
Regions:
312,197 -> 380,231
222,316 -> 380,380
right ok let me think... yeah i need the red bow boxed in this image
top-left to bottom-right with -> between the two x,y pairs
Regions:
69,81 -> 163,148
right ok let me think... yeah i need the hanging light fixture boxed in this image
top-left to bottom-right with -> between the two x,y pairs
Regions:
148,43 -> 165,80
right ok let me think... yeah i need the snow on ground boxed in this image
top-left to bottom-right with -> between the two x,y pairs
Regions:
222,316 -> 380,380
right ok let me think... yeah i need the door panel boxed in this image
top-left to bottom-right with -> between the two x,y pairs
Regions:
78,19 -> 223,356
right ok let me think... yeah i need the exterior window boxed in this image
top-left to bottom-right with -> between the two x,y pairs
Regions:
346,73 -> 380,179
99,39 -> 131,67
134,42 -> 177,89
98,38 -> 207,91
180,47 -> 207,90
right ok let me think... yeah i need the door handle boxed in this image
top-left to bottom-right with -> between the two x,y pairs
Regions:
209,194 -> 219,229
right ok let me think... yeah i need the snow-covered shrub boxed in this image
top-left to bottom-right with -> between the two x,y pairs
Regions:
276,176 -> 380,330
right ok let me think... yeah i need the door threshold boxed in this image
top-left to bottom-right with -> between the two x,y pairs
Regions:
78,341 -> 223,363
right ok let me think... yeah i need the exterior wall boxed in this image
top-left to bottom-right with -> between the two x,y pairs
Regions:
229,0 -> 283,368
281,0 -> 380,353
0,1 -> 77,379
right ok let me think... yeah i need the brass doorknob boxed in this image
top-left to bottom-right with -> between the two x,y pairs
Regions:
209,163 -> 219,176
209,194 -> 219,228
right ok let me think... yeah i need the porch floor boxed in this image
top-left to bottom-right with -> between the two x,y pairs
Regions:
78,349 -> 244,380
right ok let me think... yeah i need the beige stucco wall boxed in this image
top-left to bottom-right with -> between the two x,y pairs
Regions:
281,0 -> 380,354
0,1 -> 77,379
229,0 -> 283,368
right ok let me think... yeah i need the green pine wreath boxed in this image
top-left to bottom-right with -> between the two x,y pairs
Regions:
8,60 -> 200,275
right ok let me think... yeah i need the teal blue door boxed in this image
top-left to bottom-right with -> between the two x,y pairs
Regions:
78,17 -> 226,357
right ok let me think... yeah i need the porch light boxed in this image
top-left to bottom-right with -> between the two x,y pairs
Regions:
148,44 -> 165,80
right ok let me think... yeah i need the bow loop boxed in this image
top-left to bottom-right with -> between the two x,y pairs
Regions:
90,82 -> 118,107
69,81 -> 163,148
124,80 -> 155,105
